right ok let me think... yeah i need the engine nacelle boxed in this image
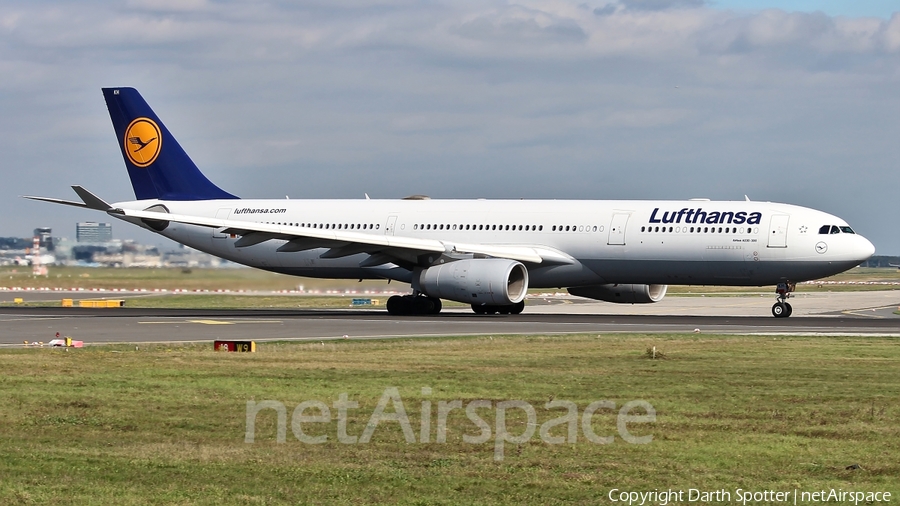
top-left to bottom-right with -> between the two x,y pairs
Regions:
568,284 -> 667,304
414,258 -> 528,305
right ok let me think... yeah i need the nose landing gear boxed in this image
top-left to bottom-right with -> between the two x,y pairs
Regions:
772,282 -> 795,318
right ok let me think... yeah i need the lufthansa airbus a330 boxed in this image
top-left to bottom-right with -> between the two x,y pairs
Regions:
26,88 -> 875,317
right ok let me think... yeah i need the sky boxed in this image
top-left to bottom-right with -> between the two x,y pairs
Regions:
1,0 -> 899,254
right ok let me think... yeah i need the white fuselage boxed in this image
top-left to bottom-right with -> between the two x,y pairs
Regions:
110,198 -> 875,288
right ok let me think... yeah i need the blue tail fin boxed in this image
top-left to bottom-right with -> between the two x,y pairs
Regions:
102,87 -> 238,201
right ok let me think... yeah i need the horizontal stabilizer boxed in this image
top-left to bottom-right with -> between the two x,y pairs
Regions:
22,186 -> 114,212
22,195 -> 89,209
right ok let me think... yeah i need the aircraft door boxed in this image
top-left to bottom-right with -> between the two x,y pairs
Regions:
385,215 -> 398,236
212,208 -> 232,239
767,214 -> 789,248
607,213 -> 630,245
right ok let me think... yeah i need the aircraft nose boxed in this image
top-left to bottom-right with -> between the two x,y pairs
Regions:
857,235 -> 876,261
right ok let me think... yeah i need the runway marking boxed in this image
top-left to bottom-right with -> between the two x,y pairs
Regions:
0,317 -> 70,322
841,304 -> 900,318
138,320 -> 283,325
748,332 -> 900,337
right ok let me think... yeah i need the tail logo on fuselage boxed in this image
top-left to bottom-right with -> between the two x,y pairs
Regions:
124,118 -> 161,167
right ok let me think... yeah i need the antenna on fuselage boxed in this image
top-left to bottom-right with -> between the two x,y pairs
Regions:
744,195 -> 751,201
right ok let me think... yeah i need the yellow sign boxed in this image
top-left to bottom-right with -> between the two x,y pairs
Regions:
124,117 -> 161,167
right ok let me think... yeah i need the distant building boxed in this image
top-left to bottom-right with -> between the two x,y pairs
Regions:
33,227 -> 54,251
76,222 -> 112,243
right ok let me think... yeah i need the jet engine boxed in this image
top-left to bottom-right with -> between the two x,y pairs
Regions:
568,284 -> 667,304
414,258 -> 528,305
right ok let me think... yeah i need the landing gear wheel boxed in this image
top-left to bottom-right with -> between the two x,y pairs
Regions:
387,295 -> 403,315
772,302 -> 787,318
784,302 -> 792,317
471,302 -> 525,315
387,295 -> 443,315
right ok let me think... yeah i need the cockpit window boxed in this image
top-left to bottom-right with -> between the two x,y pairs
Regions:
819,225 -> 856,235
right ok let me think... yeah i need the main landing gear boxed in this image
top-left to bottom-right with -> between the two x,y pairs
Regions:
387,295 -> 442,315
772,282 -> 795,318
471,301 -> 525,315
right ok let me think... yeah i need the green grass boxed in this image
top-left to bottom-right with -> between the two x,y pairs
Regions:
0,265 -> 394,292
2,266 -> 899,294
1,334 -> 898,504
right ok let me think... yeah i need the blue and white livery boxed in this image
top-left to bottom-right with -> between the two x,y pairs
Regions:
25,88 -> 875,317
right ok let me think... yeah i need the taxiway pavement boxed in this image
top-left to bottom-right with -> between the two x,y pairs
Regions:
1,290 -> 899,346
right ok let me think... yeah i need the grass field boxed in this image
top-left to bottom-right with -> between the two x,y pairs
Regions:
2,266 -> 899,293
1,334 -> 898,505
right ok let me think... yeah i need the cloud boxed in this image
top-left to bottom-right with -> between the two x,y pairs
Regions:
621,0 -> 705,11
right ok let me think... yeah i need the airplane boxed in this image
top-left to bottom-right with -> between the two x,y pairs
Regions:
25,88 -> 875,318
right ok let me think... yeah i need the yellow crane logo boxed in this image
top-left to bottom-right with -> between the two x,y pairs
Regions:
124,118 -> 161,167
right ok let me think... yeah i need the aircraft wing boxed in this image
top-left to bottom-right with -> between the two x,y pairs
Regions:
112,207 -> 574,266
